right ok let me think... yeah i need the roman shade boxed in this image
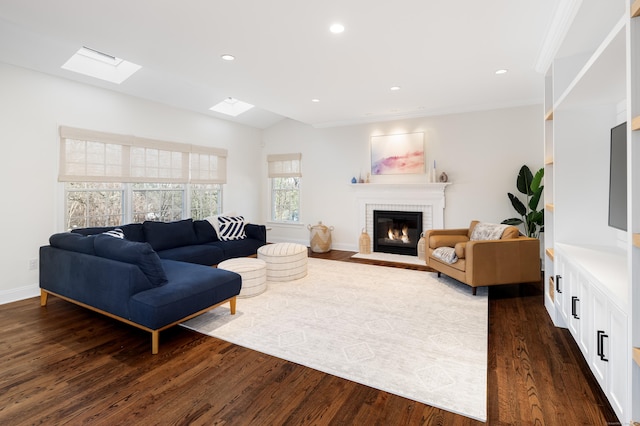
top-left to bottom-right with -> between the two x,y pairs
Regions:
267,153 -> 302,178
58,126 -> 227,184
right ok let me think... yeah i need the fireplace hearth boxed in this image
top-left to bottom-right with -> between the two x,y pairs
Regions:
373,210 -> 423,256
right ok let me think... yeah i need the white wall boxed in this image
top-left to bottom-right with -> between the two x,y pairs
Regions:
0,63 -> 263,304
262,105 -> 543,249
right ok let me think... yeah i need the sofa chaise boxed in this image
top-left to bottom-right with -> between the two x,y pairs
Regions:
39,218 -> 267,354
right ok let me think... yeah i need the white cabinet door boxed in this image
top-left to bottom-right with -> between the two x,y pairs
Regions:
589,284 -> 629,422
568,265 -> 581,339
590,285 -> 608,389
606,302 -> 628,422
575,271 -> 591,359
554,255 -> 570,327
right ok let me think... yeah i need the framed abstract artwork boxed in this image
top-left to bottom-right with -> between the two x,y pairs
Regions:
370,132 -> 425,175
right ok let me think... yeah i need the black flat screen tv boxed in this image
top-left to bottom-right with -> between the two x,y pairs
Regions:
608,122 -> 627,231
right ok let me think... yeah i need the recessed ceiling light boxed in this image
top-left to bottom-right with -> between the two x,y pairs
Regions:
311,99 -> 320,103
61,46 -> 141,84
209,97 -> 254,117
221,54 -> 235,61
390,86 -> 401,91
495,69 -> 508,75
329,23 -> 345,34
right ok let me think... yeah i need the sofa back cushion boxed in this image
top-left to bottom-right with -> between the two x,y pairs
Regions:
50,232 -> 96,255
71,223 -> 145,242
143,219 -> 197,251
501,226 -> 520,239
94,234 -> 168,287
193,219 -> 219,244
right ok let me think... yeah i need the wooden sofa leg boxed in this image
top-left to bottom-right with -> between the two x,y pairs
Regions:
229,297 -> 237,315
151,331 -> 159,355
40,290 -> 48,307
472,287 -> 477,296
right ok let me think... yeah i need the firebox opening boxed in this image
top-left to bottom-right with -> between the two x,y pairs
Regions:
373,210 -> 423,256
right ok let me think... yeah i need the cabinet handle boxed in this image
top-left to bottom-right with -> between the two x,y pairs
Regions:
597,330 -> 609,362
555,275 -> 562,293
571,296 -> 580,319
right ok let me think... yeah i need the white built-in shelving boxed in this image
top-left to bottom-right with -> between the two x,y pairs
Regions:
542,0 -> 639,423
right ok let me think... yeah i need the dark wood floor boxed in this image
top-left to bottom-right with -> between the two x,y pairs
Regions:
0,250 -> 619,425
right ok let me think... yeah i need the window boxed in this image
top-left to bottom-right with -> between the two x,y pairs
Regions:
60,126 -> 227,228
132,183 -> 184,222
271,177 -> 300,222
65,182 -> 123,229
190,184 -> 222,220
267,153 -> 302,223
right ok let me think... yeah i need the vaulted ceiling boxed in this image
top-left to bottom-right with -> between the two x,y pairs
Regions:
0,0 -> 560,129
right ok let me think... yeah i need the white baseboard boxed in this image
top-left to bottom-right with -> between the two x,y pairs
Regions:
0,283 -> 39,305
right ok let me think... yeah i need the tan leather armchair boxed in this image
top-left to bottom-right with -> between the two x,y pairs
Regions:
425,220 -> 541,295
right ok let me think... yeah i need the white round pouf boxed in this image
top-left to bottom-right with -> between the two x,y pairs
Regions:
257,243 -> 308,282
217,258 -> 267,298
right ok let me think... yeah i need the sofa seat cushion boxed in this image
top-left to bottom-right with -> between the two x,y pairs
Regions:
143,219 -> 198,251
208,239 -> 265,259
94,234 -> 168,287
156,245 -> 225,266
129,260 -> 241,329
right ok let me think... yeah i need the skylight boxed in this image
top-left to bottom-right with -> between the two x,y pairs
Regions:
209,97 -> 254,117
61,47 -> 142,84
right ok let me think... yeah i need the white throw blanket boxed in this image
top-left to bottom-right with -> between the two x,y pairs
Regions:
470,222 -> 508,241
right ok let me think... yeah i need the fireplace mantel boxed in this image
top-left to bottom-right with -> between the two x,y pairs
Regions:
352,183 -> 450,252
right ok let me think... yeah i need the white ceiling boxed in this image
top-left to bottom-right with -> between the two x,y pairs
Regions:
0,0 -> 562,129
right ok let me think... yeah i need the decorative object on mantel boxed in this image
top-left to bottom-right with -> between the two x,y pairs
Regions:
417,231 -> 426,260
359,228 -> 371,254
371,132 -> 425,175
351,176 -> 357,184
429,160 -> 437,182
439,171 -> 448,182
308,221 -> 333,253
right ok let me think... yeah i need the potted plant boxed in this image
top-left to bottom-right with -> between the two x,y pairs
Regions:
502,165 -> 544,238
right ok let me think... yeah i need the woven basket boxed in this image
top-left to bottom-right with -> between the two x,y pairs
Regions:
417,232 -> 426,260
359,228 -> 371,254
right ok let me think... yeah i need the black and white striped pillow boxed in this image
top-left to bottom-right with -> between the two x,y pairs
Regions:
102,228 -> 125,239
217,216 -> 246,241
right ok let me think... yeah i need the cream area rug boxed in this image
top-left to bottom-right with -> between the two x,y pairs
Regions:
182,258 -> 488,421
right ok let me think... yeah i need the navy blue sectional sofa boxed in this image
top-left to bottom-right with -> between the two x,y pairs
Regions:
39,218 -> 267,354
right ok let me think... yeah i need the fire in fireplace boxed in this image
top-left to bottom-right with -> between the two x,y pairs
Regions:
373,210 -> 423,256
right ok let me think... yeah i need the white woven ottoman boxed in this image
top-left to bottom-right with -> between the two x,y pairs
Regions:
217,258 -> 267,298
257,243 -> 308,282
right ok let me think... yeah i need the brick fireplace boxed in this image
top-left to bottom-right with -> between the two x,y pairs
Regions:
352,183 -> 449,256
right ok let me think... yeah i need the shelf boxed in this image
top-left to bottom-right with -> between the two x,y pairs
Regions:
546,248 -> 554,260
545,203 -> 555,212
634,347 -> 640,367
632,115 -> 640,131
544,109 -> 553,121
634,233 -> 640,248
545,157 -> 554,165
633,0 -> 640,18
